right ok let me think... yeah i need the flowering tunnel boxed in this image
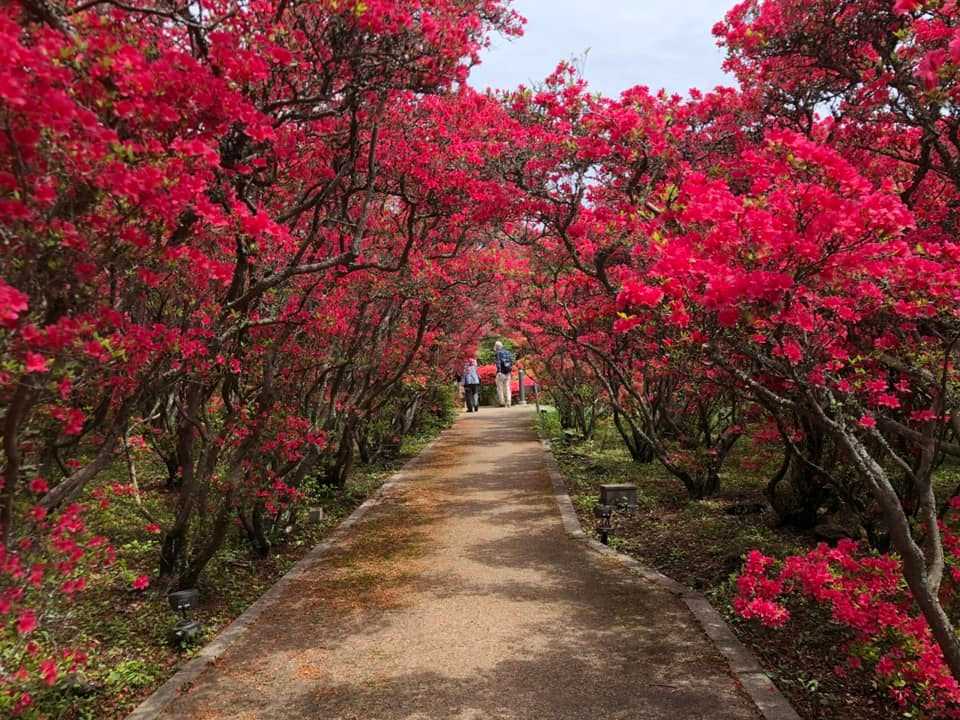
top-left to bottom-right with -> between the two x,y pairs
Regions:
3,0 -> 960,717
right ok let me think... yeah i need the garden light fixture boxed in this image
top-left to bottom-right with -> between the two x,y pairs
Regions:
168,589 -> 202,646
594,504 -> 613,546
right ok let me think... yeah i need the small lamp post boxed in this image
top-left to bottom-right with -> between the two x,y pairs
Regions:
168,589 -> 202,646
518,368 -> 527,405
594,504 -> 613,545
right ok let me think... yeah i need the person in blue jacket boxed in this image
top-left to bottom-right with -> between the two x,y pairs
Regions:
493,341 -> 514,407
461,357 -> 481,412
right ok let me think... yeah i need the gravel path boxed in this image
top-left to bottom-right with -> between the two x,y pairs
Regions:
158,406 -> 760,720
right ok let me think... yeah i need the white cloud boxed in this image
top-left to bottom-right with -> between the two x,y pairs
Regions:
471,0 -> 737,97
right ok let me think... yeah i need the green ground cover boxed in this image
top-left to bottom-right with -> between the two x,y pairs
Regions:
536,408 -> 960,720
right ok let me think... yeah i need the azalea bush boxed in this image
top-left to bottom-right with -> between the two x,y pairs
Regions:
734,510 -> 960,717
0,501 -> 110,716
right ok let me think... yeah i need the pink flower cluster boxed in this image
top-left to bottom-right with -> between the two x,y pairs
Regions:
0,503 -> 111,714
735,535 -> 960,716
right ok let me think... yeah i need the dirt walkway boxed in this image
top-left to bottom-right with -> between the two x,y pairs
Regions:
157,407 -> 759,720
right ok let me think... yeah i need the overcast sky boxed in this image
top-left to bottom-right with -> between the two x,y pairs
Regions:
470,0 -> 737,98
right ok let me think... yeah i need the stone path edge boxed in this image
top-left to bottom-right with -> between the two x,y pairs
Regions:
125,430 -> 450,720
539,437 -> 803,720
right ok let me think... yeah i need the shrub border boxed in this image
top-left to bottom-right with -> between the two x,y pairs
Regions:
125,431 -> 449,720
540,436 -> 803,720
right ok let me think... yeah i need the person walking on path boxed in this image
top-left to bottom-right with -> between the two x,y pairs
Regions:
493,340 -> 514,408
461,357 -> 480,412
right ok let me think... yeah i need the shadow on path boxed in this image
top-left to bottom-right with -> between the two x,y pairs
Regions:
157,407 -> 759,720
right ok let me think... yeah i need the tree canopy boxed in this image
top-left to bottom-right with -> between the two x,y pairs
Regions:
4,0 -> 960,716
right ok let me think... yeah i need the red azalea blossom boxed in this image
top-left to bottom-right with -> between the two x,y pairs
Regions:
28,477 -> 48,494
131,575 -> 150,591
23,352 -> 49,374
0,280 -> 28,327
16,611 -> 37,636
39,659 -> 57,687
